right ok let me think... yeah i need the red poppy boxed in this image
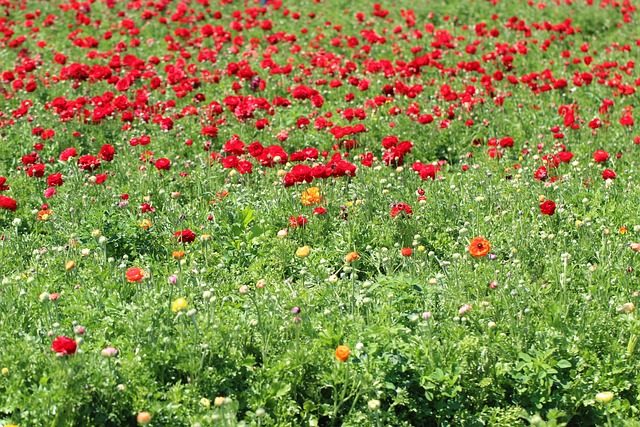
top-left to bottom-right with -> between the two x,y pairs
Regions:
602,169 -> 616,180
401,247 -> 413,257
52,336 -> 77,355
540,200 -> 556,216
174,229 -> 196,243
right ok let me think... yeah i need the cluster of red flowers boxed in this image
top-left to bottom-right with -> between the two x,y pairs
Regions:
390,202 -> 413,218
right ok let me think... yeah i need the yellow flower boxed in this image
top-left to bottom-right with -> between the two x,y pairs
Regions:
596,392 -> 614,404
296,246 -> 310,258
202,234 -> 211,241
1,367 -> 8,375
301,187 -> 322,206
139,219 -> 152,229
171,297 -> 187,312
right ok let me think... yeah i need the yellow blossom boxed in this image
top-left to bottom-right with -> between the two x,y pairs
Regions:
171,298 -> 187,312
596,392 -> 614,404
296,246 -> 310,258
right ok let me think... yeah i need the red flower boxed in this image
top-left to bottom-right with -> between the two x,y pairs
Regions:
155,158 -> 171,171
52,336 -> 77,355
140,203 -> 155,213
534,166 -> 548,181
27,163 -> 45,178
289,215 -> 308,227
401,247 -> 413,257
77,155 -> 101,171
174,229 -> 196,243
540,200 -> 556,216
0,195 -> 17,211
390,202 -> 413,218
602,169 -> 616,180
98,144 -> 115,162
313,207 -> 327,215
47,173 -> 64,187
59,147 -> 77,162
593,150 -> 609,163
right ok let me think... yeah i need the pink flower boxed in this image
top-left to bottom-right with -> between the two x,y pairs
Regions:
44,187 -> 57,198
101,346 -> 118,357
459,304 -> 472,315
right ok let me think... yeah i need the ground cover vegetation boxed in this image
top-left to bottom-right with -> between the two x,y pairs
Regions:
1,0 -> 640,425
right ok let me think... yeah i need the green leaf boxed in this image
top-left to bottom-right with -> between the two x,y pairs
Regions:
556,359 -> 572,369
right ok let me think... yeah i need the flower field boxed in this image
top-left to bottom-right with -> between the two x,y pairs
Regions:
1,0 -> 640,425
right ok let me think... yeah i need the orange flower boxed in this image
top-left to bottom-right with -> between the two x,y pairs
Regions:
37,209 -> 51,221
126,267 -> 145,283
172,250 -> 185,259
296,246 -> 310,258
344,251 -> 359,263
335,345 -> 350,362
469,237 -> 491,258
136,411 -> 152,424
139,218 -> 152,229
301,187 -> 322,206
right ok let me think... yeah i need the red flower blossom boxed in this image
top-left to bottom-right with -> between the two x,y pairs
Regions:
593,150 -> 609,163
155,158 -> 171,171
59,147 -> 78,162
27,164 -> 45,178
602,169 -> 616,180
174,229 -> 196,243
0,195 -> 17,211
98,144 -> 115,162
47,173 -> 64,187
289,215 -> 308,227
78,155 -> 101,171
534,166 -> 548,181
401,247 -> 413,257
540,200 -> 556,216
52,336 -> 77,355
390,203 -> 413,218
